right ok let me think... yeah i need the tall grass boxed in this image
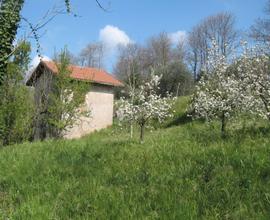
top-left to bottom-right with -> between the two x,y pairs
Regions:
1,98 -> 270,219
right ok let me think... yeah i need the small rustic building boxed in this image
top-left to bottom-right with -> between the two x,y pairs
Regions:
26,60 -> 123,140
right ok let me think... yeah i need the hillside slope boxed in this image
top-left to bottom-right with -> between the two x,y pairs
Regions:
1,119 -> 270,219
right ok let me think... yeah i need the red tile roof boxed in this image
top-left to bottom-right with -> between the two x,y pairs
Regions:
27,60 -> 123,87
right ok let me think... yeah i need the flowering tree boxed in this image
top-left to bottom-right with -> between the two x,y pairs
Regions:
191,39 -> 270,136
236,43 -> 270,120
191,40 -> 243,136
117,71 -> 175,142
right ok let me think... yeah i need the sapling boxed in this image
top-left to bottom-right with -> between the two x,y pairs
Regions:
117,71 -> 175,142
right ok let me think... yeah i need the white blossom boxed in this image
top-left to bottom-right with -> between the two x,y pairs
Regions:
191,39 -> 270,135
116,70 -> 175,141
191,39 -> 245,134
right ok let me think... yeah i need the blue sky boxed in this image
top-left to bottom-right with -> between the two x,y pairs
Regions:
20,0 -> 267,70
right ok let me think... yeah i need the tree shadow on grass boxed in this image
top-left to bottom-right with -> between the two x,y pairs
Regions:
232,125 -> 270,141
165,113 -> 193,128
194,124 -> 270,147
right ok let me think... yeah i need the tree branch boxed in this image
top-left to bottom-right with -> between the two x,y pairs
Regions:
95,0 -> 109,12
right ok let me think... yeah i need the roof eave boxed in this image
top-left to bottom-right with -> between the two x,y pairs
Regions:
26,60 -> 124,87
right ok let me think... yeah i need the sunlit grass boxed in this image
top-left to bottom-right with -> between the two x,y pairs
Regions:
1,98 -> 270,219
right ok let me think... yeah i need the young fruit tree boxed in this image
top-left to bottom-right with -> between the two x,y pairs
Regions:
117,71 -> 175,142
191,40 -> 243,136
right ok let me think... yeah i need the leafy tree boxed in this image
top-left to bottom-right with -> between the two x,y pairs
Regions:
43,49 -> 89,138
0,40 -> 34,146
0,0 -> 25,84
155,61 -> 194,97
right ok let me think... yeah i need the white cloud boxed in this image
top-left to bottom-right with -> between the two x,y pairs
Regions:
99,25 -> 132,51
169,30 -> 187,45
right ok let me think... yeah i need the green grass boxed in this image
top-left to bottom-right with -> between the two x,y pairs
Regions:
1,99 -> 270,219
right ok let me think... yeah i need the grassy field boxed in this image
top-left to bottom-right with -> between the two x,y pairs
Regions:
1,98 -> 270,219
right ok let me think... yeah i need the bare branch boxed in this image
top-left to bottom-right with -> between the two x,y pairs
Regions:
95,0 -> 110,12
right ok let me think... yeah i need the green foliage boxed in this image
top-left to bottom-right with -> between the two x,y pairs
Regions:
0,79 -> 34,146
0,0 -> 25,84
0,40 -> 34,146
13,40 -> 31,73
64,0 -> 71,13
1,97 -> 270,218
155,62 -> 194,97
45,49 -> 89,138
0,0 -> 72,85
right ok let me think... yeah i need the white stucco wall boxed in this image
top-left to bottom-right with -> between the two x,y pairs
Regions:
64,84 -> 114,139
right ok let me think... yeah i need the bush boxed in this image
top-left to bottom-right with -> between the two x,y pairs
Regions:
0,62 -> 34,146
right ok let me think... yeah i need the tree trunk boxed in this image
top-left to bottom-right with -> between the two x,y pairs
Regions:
140,123 -> 145,143
193,51 -> 198,80
221,112 -> 226,138
259,94 -> 270,121
130,122 -> 133,138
